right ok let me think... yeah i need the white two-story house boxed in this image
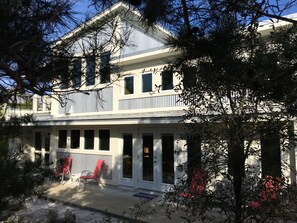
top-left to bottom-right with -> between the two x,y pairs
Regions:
21,2 -> 297,192
27,2 -> 187,192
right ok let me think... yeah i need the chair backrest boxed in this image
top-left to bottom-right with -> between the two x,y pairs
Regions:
91,159 -> 105,178
56,157 -> 72,175
63,157 -> 72,174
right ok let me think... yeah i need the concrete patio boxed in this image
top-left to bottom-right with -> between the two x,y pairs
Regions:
45,180 -> 188,223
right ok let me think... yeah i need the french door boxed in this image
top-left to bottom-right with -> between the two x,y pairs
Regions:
120,129 -> 176,191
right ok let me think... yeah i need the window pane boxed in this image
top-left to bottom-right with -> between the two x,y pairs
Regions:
124,76 -> 134,95
86,55 -> 95,86
142,134 -> 153,181
100,52 -> 110,83
182,66 -> 196,89
37,98 -> 43,111
162,134 -> 174,184
261,127 -> 281,177
123,134 -> 133,178
57,59 -> 69,89
72,58 -> 82,88
45,132 -> 50,151
35,132 -> 42,151
71,130 -> 80,149
99,130 -> 110,150
161,70 -> 173,90
58,130 -> 67,148
142,73 -> 152,92
84,130 -> 94,150
187,134 -> 202,173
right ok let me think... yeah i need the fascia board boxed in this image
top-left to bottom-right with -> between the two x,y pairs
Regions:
258,13 -> 297,36
114,47 -> 178,66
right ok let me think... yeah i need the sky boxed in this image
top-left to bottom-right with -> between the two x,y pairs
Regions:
73,0 -> 97,22
72,0 -> 297,21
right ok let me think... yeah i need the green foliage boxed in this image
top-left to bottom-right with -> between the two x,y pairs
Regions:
0,115 -> 53,221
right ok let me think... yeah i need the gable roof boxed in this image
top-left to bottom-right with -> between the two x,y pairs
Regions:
57,2 -> 171,46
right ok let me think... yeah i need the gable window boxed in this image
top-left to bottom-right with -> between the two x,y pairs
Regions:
99,129 -> 110,151
70,130 -> 80,149
58,130 -> 67,148
72,58 -> 82,88
84,130 -> 94,150
161,70 -> 173,90
124,76 -> 134,95
99,52 -> 110,83
86,55 -> 95,86
142,73 -> 152,93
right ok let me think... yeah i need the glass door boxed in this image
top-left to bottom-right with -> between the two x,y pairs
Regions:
120,133 -> 134,187
139,133 -> 157,190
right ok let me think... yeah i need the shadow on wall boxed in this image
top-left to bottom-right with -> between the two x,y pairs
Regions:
56,152 -> 112,180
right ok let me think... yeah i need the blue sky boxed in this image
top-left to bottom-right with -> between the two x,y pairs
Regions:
72,0 -> 297,19
73,0 -> 97,22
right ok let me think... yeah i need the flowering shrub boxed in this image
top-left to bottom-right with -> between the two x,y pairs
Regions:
248,175 -> 284,209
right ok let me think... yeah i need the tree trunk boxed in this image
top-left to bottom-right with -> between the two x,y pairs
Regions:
228,120 -> 245,223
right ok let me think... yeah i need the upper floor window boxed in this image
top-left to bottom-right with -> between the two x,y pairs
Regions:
37,97 -> 43,111
72,58 -> 82,88
99,129 -> 110,151
99,52 -> 110,83
142,73 -> 152,93
124,76 -> 134,95
182,66 -> 196,89
161,70 -> 173,90
57,59 -> 69,90
86,55 -> 95,86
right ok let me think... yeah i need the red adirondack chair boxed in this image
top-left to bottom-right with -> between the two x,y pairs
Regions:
55,156 -> 72,182
79,159 -> 105,190
180,169 -> 208,198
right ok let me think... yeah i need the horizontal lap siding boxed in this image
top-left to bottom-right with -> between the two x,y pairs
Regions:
57,152 -> 112,179
119,94 -> 184,110
58,88 -> 113,114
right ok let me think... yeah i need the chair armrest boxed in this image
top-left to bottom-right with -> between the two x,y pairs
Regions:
80,170 -> 92,177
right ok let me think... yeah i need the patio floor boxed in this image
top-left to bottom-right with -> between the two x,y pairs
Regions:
45,179 -> 188,223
